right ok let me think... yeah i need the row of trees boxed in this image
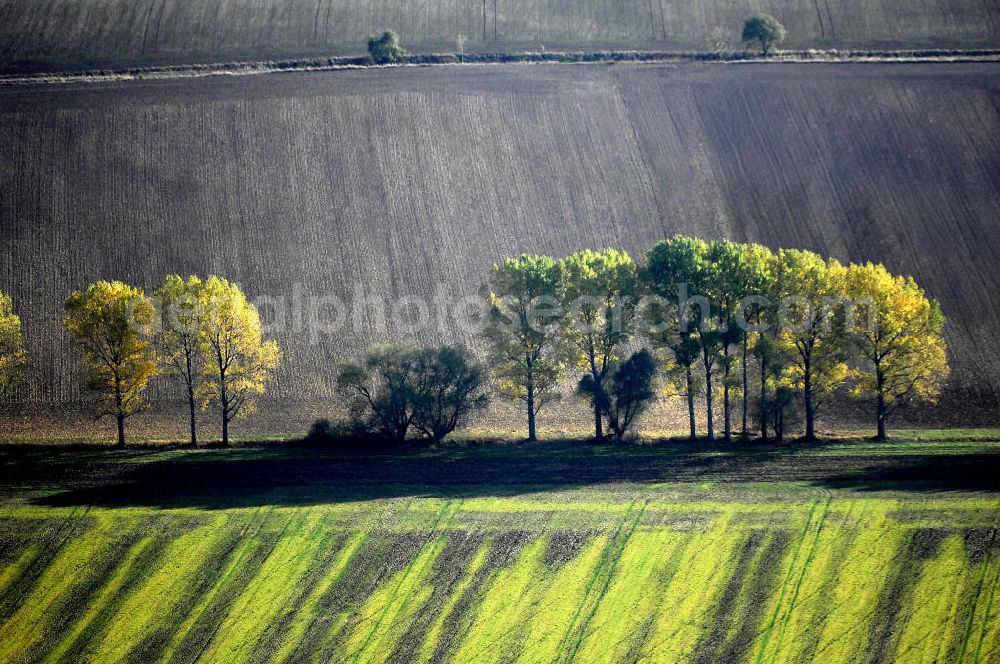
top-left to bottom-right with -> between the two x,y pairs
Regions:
0,277 -> 281,447
483,237 -> 948,443
0,236 -> 949,446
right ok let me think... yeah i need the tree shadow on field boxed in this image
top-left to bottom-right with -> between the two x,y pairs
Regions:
5,441 -> 997,510
809,455 -> 1000,493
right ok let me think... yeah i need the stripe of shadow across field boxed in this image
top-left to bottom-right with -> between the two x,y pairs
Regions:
693,529 -> 793,664
18,444 -> 1000,510
861,527 -> 947,663
420,530 -> 535,663
387,530 -> 488,662
288,530 -> 430,661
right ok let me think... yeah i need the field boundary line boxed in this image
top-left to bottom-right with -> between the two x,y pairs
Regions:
3,49 -> 1000,86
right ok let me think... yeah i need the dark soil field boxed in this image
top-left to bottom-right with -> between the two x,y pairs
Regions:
0,0 -> 998,73
0,437 -> 996,662
1,61 -> 998,437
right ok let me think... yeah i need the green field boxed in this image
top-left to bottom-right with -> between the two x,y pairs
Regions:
0,437 -> 997,662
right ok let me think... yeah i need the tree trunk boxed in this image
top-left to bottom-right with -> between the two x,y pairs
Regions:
483,0 -> 487,41
703,348 -> 714,441
741,337 -> 749,439
187,385 -> 197,446
722,345 -> 731,442
876,366 -> 887,442
116,414 -> 126,448
220,369 -> 229,447
759,359 -> 769,443
593,398 -> 603,442
804,357 -> 816,441
686,364 -> 696,440
526,382 -> 537,442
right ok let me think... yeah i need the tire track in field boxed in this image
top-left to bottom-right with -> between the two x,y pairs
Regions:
42,532 -> 171,662
344,500 -> 461,663
190,509 -> 306,663
862,528 -> 948,664
959,508 -> 1000,662
389,530 -> 486,662
0,506 -> 87,623
111,518 -> 236,662
754,497 -> 831,664
970,552 -> 1000,662
782,500 -> 862,663
424,530 -> 534,663
225,513 -> 337,664
139,0 -> 158,55
619,534 -> 699,661
300,503 -> 429,661
558,499 -> 648,663
693,528 -> 793,664
803,503 -> 938,661
157,507 -> 278,663
13,529 -> 141,662
250,529 -> 350,663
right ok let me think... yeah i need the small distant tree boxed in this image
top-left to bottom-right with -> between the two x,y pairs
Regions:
368,30 -> 404,64
742,14 -> 785,55
483,255 -> 564,441
0,292 -> 26,396
559,249 -> 639,442
580,349 -> 657,443
336,344 -> 423,443
153,275 -> 205,445
197,276 -> 281,446
843,263 -> 949,442
412,346 -> 488,444
64,281 -> 157,447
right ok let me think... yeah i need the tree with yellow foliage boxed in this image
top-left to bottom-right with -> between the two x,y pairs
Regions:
0,292 -> 26,396
153,275 -> 206,446
772,249 -> 850,441
197,276 -> 280,446
843,263 -> 949,441
64,281 -> 157,447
